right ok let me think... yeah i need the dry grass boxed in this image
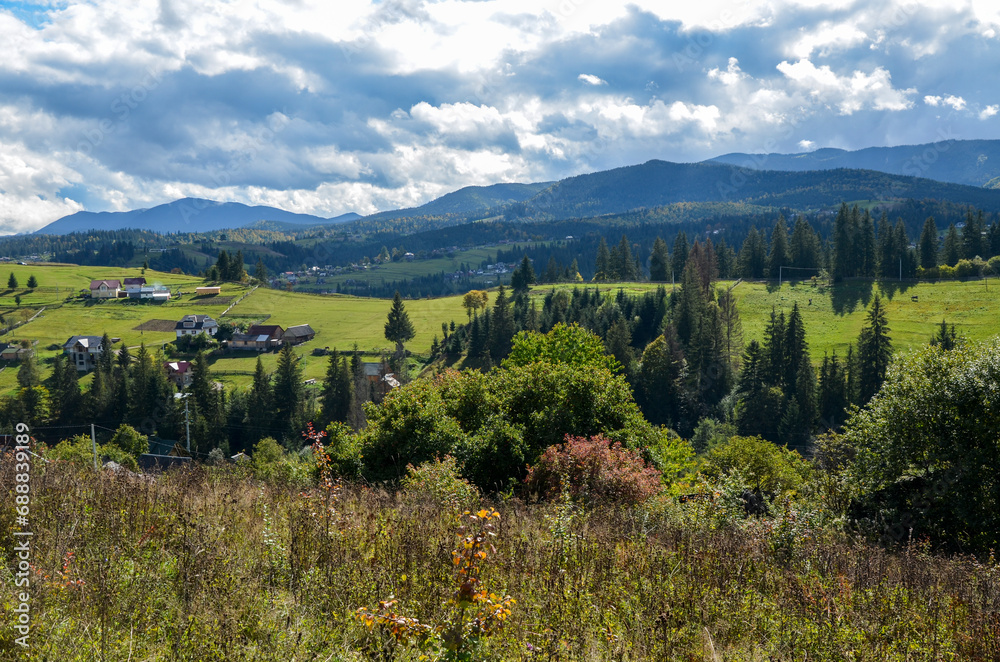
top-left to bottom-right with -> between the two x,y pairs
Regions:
2,460 -> 999,660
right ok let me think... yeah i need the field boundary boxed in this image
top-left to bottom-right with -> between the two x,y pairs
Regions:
222,285 -> 258,316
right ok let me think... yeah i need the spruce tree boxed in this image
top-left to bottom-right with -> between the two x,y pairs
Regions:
7,272 -> 17,289
857,294 -> 892,404
273,343 -> 304,441
818,352 -> 848,429
943,223 -> 962,266
761,308 -> 786,388
671,232 -> 689,282
919,216 -> 938,269
489,285 -> 515,361
594,238 -> 612,281
384,291 -> 415,355
737,227 -> 767,278
783,302 -> 807,394
789,217 -> 821,270
511,255 -> 535,292
766,215 -> 790,278
254,259 -> 268,282
26,275 -> 37,288
649,237 -> 670,282
320,349 -> 352,426
857,210 -> 876,278
832,203 -> 854,279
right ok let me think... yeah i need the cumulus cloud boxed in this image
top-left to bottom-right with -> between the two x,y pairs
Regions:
924,94 -> 967,110
0,0 -> 1000,231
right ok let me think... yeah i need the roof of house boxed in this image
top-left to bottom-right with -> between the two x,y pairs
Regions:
164,361 -> 191,374
123,277 -> 146,286
363,362 -> 386,377
247,324 -> 283,337
176,314 -> 217,328
231,332 -> 272,343
63,335 -> 105,350
284,324 -> 315,338
89,279 -> 121,289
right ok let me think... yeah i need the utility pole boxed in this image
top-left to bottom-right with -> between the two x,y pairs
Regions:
184,398 -> 191,455
91,423 -> 98,470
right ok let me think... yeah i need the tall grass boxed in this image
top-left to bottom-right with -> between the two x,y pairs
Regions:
2,460 -> 999,660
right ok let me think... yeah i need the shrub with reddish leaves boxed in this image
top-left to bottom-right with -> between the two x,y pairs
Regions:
524,434 -> 662,505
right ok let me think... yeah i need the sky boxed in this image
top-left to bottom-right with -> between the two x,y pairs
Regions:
1,0 -> 999,232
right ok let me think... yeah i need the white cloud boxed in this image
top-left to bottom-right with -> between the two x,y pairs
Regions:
1,0 -> 1000,231
926,94 -> 968,110
789,21 -> 868,59
776,59 -> 916,114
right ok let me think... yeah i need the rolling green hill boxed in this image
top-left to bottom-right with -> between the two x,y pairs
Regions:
4,264 -> 1000,395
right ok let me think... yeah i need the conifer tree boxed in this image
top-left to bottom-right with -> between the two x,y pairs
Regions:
273,343 -> 304,441
671,232 -> 689,282
857,294 -> 892,404
857,210 -> 876,277
766,215 -> 790,278
489,285 -> 515,361
594,238 -> 612,281
943,223 -> 962,266
919,216 -> 939,268
320,349 -> 352,426
649,236 -> 670,282
783,302 -> 807,394
818,352 -> 848,429
384,291 -> 415,355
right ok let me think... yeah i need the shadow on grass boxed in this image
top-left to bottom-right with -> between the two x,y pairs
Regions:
879,279 -> 917,301
830,280 -> 874,315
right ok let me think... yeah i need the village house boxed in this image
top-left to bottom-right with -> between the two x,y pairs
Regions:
230,324 -> 284,351
63,335 -> 115,371
362,361 -> 400,396
164,361 -> 193,388
90,279 -> 121,298
0,342 -> 35,362
123,277 -> 146,297
283,324 -> 316,345
175,314 -> 219,338
137,285 -> 171,302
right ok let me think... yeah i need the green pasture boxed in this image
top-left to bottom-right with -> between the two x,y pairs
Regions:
6,262 -> 1000,396
529,278 -> 1000,360
295,244 -> 535,292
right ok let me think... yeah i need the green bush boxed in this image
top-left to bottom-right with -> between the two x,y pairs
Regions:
323,421 -> 363,479
703,435 -> 811,495
400,455 -> 479,508
108,423 -> 149,458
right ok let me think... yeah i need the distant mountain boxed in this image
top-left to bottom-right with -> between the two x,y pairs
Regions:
515,160 -> 1000,219
706,140 -> 1000,187
363,182 -> 551,222
37,198 -> 358,235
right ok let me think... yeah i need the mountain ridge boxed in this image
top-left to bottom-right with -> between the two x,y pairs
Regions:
36,198 -> 360,235
706,139 -> 1000,187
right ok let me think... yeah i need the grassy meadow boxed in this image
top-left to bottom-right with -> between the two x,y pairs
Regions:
2,461 -> 998,661
2,263 -> 1000,394
530,277 -> 1000,360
